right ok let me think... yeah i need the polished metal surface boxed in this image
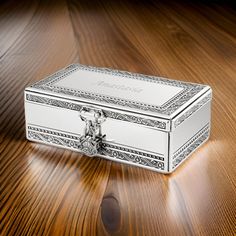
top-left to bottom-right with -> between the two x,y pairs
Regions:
24,64 -> 212,173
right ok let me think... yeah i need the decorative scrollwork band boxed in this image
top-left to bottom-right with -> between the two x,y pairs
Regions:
26,94 -> 167,130
174,94 -> 211,128
172,124 -> 210,169
27,126 -> 165,170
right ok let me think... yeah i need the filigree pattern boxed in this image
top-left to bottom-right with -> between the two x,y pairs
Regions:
26,94 -> 167,130
174,94 -> 211,128
28,126 -> 81,140
28,131 -> 82,150
100,149 -> 165,170
28,63 -> 206,115
26,94 -> 83,111
172,124 -> 210,168
27,126 -> 165,171
101,143 -> 164,161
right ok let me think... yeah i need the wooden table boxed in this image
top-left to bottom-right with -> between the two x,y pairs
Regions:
1,1 -> 235,235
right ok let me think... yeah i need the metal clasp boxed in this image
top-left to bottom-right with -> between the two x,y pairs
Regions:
79,106 -> 106,156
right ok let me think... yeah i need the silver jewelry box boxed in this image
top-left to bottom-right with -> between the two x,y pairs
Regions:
24,64 -> 212,173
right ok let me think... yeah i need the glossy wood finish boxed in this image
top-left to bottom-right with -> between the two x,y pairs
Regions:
1,1 -> 236,235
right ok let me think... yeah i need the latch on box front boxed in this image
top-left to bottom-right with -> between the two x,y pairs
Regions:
79,106 -> 106,156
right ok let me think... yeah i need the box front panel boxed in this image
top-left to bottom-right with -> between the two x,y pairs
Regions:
25,92 -> 169,173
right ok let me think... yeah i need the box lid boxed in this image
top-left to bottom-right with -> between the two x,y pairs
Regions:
26,64 -> 210,120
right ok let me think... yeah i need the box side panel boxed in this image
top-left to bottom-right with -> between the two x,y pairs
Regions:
25,92 -> 169,173
169,94 -> 212,172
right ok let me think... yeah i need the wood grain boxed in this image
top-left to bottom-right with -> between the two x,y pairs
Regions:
1,0 -> 236,235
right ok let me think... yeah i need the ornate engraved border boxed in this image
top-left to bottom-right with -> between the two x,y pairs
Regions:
27,125 -> 165,170
172,124 -> 210,168
174,94 -> 211,128
26,94 -> 167,130
101,143 -> 164,161
100,148 -> 164,170
28,64 -> 206,115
